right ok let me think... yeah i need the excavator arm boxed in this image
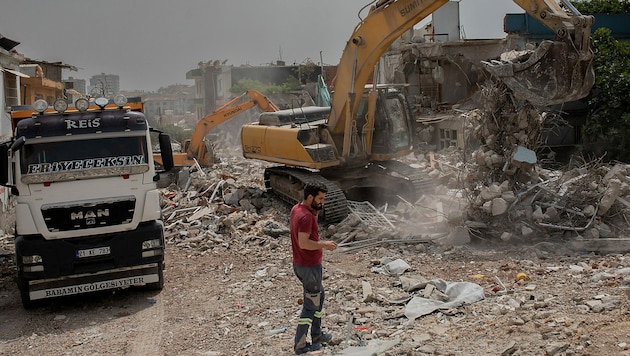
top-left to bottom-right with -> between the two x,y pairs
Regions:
328,0 -> 450,157
485,0 -> 594,105
155,90 -> 279,167
328,0 -> 594,158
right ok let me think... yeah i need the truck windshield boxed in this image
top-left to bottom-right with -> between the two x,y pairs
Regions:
19,136 -> 149,184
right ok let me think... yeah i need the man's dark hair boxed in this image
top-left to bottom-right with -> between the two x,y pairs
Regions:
303,181 -> 328,200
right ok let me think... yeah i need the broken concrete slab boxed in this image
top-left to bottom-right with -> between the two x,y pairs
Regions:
569,238 -> 630,254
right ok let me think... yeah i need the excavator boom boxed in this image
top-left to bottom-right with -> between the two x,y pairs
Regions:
155,90 -> 278,168
329,0 -> 449,157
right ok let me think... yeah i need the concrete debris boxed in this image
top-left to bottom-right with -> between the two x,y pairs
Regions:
2,88 -> 630,355
336,338 -> 400,355
436,226 -> 471,247
404,279 -> 485,320
399,275 -> 430,292
153,111 -> 630,262
408,85 -> 630,250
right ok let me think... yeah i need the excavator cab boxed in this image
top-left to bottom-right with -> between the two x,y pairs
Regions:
355,86 -> 416,159
484,0 -> 595,105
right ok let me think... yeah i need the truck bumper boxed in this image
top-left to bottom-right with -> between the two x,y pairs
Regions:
15,221 -> 165,301
27,263 -> 161,301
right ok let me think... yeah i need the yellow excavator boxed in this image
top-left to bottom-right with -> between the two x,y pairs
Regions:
240,0 -> 595,222
154,89 -> 279,168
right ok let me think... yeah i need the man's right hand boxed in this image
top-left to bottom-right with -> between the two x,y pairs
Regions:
321,241 -> 338,251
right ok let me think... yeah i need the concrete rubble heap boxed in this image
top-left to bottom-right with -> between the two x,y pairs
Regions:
159,82 -> 630,255
421,81 -> 630,247
2,89 -> 630,354
152,141 -> 630,355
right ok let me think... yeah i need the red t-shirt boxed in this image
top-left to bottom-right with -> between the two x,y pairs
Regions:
290,203 -> 322,266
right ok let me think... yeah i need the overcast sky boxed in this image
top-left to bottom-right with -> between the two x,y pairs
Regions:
1,0 -> 523,92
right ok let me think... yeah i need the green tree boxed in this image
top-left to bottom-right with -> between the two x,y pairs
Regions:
571,0 -> 630,14
229,77 -> 301,95
582,28 -> 630,161
153,123 -> 190,144
572,1 -> 630,161
294,61 -> 318,84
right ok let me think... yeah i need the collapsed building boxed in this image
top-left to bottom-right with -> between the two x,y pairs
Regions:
349,5 -> 630,246
161,6 -> 630,249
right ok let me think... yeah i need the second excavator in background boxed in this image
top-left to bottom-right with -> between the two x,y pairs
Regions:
240,0 -> 594,222
154,89 -> 279,168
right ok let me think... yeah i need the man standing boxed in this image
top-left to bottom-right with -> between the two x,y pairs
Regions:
290,181 -> 337,355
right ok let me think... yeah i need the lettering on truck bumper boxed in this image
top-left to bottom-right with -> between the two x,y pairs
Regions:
27,263 -> 159,300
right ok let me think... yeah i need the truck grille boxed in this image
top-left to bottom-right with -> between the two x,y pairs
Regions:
41,196 -> 136,232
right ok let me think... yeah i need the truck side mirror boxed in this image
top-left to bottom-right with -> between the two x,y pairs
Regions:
0,142 -> 8,186
158,133 -> 174,172
0,137 -> 22,195
11,136 -> 25,151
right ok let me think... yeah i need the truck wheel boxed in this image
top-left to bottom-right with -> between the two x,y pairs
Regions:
146,261 -> 164,290
17,275 -> 37,309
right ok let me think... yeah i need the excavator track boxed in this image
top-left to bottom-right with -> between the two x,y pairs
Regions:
372,160 -> 435,203
264,166 -> 348,223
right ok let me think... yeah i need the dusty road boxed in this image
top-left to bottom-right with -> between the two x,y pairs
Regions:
1,149 -> 630,355
2,231 -> 630,356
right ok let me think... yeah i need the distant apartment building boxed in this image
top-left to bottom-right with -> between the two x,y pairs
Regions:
0,32 -> 22,210
0,34 -> 24,139
64,76 -> 86,95
19,61 -> 66,105
88,73 -> 120,97
142,85 -> 196,128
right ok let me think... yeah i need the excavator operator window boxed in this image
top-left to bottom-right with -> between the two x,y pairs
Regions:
367,92 -> 413,154
371,97 -> 390,153
384,96 -> 412,151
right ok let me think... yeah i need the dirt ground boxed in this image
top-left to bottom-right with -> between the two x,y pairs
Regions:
0,214 -> 630,355
1,150 -> 630,356
1,216 -> 630,355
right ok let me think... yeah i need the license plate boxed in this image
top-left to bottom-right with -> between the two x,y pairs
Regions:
76,246 -> 111,258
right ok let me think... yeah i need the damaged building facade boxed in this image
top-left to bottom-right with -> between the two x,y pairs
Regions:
376,2 -> 541,152
378,4 -> 630,156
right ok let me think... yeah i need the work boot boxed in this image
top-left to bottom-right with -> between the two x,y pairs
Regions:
311,332 -> 333,350
294,342 -> 313,355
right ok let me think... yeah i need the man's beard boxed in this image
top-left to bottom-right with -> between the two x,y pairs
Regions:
311,201 -> 323,211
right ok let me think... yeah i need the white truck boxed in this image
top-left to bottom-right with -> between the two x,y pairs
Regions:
0,95 -> 174,307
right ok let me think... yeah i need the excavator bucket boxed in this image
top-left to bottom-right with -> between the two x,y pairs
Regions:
484,40 -> 595,106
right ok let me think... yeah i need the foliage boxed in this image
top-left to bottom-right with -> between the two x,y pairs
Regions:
582,28 -> 630,161
293,61 -> 319,84
571,0 -> 630,14
153,123 -> 190,144
229,77 -> 301,95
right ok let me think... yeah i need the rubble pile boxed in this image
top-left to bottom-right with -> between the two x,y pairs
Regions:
416,83 -> 630,245
0,135 -> 629,355
164,123 -> 630,260
149,151 -> 630,355
160,139 -> 460,256
159,153 -> 294,255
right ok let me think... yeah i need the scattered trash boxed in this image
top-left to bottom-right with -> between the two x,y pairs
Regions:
371,258 -> 411,275
514,272 -> 530,282
404,279 -> 485,320
264,326 -> 288,335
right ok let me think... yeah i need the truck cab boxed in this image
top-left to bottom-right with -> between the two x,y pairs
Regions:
0,95 -> 174,307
